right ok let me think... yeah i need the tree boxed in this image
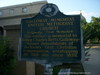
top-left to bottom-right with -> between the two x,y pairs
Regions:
82,16 -> 100,44
91,17 -> 100,41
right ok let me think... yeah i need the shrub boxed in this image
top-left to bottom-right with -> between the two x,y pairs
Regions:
0,36 -> 16,75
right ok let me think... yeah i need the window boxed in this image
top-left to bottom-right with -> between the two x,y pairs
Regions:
9,9 -> 14,14
0,11 -> 3,16
22,7 -> 27,13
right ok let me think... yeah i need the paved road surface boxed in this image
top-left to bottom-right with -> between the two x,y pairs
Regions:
83,47 -> 100,75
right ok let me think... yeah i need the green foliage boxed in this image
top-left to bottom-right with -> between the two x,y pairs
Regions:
82,16 -> 100,44
91,17 -> 100,40
0,36 -> 16,75
82,16 -> 100,61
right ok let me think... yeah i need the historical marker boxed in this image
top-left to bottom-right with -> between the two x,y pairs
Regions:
19,3 -> 83,63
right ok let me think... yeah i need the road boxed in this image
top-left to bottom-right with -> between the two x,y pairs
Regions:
83,46 -> 100,75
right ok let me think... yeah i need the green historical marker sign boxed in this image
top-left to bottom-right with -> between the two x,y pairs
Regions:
19,3 -> 83,63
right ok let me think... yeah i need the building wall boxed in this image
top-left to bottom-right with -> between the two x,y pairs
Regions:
0,1 -> 47,19
0,1 -> 47,75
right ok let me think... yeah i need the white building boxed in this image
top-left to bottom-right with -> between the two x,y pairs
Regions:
0,1 -> 47,75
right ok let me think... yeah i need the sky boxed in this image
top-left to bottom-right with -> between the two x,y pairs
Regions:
0,0 -> 100,22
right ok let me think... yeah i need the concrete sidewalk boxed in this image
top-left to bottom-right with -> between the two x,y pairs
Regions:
83,47 -> 100,75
